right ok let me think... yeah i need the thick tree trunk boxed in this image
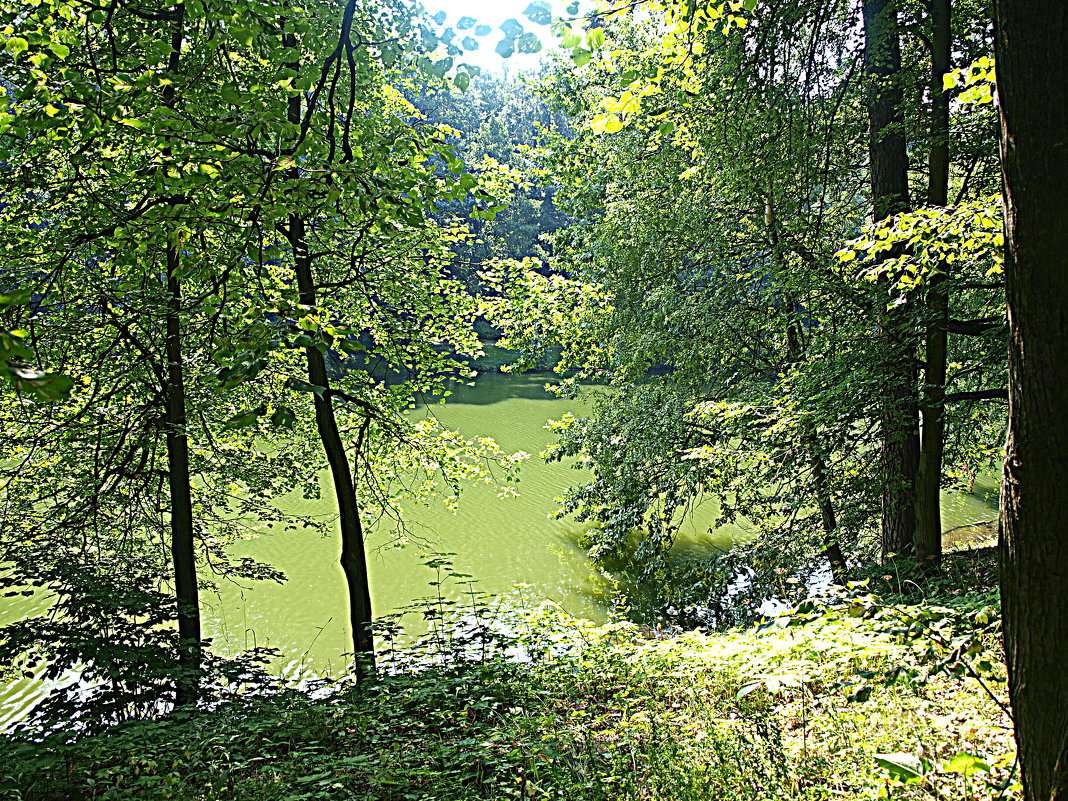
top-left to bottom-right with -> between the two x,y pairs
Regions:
161,4 -> 201,708
914,0 -> 951,570
1054,727 -> 1068,800
283,67 -> 375,676
994,3 -> 1068,799
863,0 -> 919,560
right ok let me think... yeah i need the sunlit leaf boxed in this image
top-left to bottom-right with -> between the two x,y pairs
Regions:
874,753 -> 927,782
495,37 -> 516,58
500,18 -> 524,38
517,33 -> 543,53
523,1 -> 552,25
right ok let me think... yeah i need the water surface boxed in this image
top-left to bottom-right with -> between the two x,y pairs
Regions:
0,371 -> 999,726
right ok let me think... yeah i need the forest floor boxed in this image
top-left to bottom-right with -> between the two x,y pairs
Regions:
1,552 -> 1015,801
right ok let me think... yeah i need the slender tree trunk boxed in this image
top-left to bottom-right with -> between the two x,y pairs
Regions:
914,0 -> 951,570
767,196 -> 845,580
994,3 -> 1068,799
160,2 -> 201,707
288,217 -> 376,677
282,61 -> 375,675
863,0 -> 919,560
811,447 -> 846,582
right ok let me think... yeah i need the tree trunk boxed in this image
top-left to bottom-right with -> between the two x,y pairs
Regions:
160,3 -> 201,708
289,217 -> 376,677
994,3 -> 1068,799
767,195 -> 846,581
282,67 -> 375,676
1053,725 -> 1068,800
811,447 -> 847,583
914,0 -> 951,571
863,0 -> 919,560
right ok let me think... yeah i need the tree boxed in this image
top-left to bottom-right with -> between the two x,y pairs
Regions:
0,0 -> 520,723
993,2 -> 1068,798
913,0 -> 952,569
489,0 -> 900,617
862,0 -> 920,560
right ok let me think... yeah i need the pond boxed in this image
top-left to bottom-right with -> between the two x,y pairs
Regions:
0,371 -> 999,728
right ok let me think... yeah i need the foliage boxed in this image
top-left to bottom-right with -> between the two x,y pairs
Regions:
0,590 -> 1017,800
482,0 -> 1007,614
0,0 -> 526,727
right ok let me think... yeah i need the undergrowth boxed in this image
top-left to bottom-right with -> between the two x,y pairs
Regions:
0,585 -> 1017,801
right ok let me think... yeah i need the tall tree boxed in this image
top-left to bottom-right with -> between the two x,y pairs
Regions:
913,0 -> 952,569
158,0 -> 202,706
862,0 -> 920,560
994,2 -> 1068,799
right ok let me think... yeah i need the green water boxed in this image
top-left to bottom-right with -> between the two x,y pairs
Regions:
0,371 -> 1000,726
204,373 -> 622,676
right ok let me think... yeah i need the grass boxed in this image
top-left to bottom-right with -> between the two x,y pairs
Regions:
0,587 -> 1017,801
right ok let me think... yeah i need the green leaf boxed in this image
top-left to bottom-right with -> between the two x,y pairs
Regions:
14,371 -> 74,402
0,289 -> 33,307
523,2 -> 552,25
495,38 -> 515,58
4,37 -> 28,58
517,33 -> 542,54
454,71 -> 471,91
286,377 -> 327,397
462,36 -> 478,50
231,27 -> 256,46
735,681 -> 762,699
48,42 -> 70,59
942,753 -> 992,777
0,330 -> 32,362
572,48 -> 592,67
431,56 -> 453,77
475,24 -> 492,36
874,753 -> 927,782
560,27 -> 583,48
566,1 -> 580,13
223,408 -> 265,430
270,406 -> 297,430
457,16 -> 476,29
742,0 -> 758,10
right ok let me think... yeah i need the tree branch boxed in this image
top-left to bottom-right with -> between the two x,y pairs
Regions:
947,317 -> 1003,336
944,388 -> 1008,402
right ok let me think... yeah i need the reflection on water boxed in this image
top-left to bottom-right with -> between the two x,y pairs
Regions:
0,371 -> 1000,726
205,371 -> 998,671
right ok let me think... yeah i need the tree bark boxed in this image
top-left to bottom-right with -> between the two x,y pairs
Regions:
288,217 -> 376,677
863,0 -> 919,560
283,61 -> 375,676
914,0 -> 952,571
160,3 -> 201,707
994,3 -> 1068,799
811,446 -> 846,583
